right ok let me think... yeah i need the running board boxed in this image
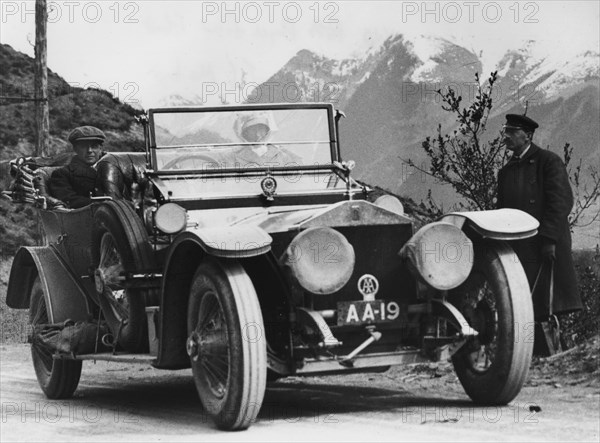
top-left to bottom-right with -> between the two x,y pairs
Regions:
56,352 -> 156,364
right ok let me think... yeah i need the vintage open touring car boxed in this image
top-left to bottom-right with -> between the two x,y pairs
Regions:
4,103 -> 539,430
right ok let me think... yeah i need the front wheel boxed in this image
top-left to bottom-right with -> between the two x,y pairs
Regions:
30,277 -> 82,398
450,241 -> 533,405
187,259 -> 267,431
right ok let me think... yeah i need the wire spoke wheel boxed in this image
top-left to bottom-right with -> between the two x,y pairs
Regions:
29,277 -> 82,399
450,242 -> 533,405
195,291 -> 230,398
187,259 -> 267,431
98,233 -> 130,321
456,276 -> 499,373
31,292 -> 53,375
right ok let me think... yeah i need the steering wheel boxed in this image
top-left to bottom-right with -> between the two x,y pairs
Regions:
162,154 -> 219,170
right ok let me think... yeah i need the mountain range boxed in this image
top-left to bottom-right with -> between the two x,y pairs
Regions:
251,35 -> 599,204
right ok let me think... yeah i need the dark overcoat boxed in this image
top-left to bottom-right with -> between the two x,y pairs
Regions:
49,156 -> 100,209
497,143 -> 582,319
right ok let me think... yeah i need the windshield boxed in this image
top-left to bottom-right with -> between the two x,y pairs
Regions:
151,107 -> 334,172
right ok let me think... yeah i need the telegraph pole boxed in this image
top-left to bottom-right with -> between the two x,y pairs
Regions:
34,0 -> 49,157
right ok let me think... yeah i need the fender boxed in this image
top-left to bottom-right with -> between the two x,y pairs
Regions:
6,246 -> 91,323
441,209 -> 539,240
154,226 -> 272,369
179,225 -> 272,258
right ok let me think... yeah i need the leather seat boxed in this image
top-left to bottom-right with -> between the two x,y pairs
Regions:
96,153 -> 147,200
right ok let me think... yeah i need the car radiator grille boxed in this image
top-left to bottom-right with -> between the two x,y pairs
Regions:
310,225 -> 416,310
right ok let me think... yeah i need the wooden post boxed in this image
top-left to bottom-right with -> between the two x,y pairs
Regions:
34,0 -> 49,157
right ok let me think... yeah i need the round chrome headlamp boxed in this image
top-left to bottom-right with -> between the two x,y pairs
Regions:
400,222 -> 473,290
154,203 -> 187,234
282,227 -> 355,295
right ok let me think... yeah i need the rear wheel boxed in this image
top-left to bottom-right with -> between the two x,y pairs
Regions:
30,277 -> 82,399
450,241 -> 533,405
187,259 -> 267,431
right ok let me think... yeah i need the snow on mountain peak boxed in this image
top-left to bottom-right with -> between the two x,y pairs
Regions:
407,35 -> 449,61
399,34 -> 475,83
496,39 -> 599,99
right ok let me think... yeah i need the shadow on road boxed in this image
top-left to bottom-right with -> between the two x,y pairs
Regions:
70,371 -> 471,426
262,380 -> 472,421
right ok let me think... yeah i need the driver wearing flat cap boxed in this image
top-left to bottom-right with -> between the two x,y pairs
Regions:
50,126 -> 106,208
497,114 -> 582,345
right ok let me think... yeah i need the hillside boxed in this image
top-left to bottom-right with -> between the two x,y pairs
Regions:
0,43 -> 145,256
0,43 -> 144,161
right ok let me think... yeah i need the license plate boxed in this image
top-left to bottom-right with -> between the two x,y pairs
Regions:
337,300 -> 402,326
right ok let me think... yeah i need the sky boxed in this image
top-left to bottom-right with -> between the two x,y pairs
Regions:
1,0 -> 599,107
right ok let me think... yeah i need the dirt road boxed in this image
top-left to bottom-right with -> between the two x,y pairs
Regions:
1,344 -> 598,442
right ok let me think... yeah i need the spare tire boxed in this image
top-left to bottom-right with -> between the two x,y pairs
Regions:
92,200 -> 156,353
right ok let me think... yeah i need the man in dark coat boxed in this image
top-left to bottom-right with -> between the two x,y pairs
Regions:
497,114 -> 582,321
50,126 -> 105,209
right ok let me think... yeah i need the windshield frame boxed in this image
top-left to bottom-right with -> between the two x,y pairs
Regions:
147,103 -> 339,175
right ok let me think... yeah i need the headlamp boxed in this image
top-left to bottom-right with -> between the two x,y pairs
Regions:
154,203 -> 187,234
